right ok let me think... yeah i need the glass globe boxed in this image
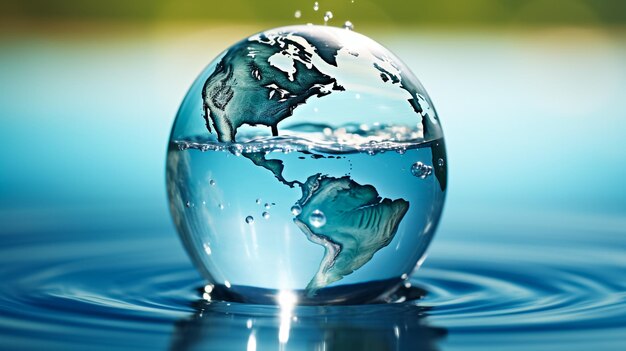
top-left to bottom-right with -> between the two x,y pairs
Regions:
166,25 -> 447,305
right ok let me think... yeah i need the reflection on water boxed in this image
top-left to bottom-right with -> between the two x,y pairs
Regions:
0,206 -> 624,350
171,300 -> 446,351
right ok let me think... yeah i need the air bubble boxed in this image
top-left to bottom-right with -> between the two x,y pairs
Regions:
411,162 -> 433,179
264,203 -> 271,209
209,179 -> 216,186
438,158 -> 445,167
256,198 -> 261,204
218,203 -> 224,210
245,216 -> 254,224
309,209 -> 327,228
291,204 -> 302,216
262,211 -> 270,219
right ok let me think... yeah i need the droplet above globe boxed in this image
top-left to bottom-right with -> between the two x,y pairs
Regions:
167,25 -> 447,305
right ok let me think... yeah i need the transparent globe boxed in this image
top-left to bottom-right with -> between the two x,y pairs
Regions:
166,25 -> 447,305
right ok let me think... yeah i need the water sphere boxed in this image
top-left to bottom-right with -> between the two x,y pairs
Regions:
166,25 -> 447,304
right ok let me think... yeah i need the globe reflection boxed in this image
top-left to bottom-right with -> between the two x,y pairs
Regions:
171,286 -> 446,351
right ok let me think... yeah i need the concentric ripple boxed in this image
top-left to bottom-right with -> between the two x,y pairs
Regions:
0,208 -> 625,350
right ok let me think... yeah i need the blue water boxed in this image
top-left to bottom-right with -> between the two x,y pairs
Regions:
1,28 -> 626,349
167,138 -> 445,303
1,205 -> 624,350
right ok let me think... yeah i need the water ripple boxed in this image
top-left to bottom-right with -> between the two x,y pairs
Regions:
0,215 -> 624,350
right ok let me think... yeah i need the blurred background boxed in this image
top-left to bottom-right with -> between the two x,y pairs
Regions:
1,0 -> 625,217
1,1 -> 625,349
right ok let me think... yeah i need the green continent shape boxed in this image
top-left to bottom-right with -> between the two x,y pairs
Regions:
294,174 -> 409,294
202,32 -> 343,142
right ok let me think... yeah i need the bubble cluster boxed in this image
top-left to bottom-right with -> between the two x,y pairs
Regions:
411,162 -> 433,179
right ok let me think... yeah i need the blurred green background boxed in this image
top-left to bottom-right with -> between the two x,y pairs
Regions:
2,0 -> 626,28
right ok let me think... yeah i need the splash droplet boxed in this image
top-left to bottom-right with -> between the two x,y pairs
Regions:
309,209 -> 327,228
313,2 -> 319,11
264,203 -> 271,209
411,162 -> 433,179
245,216 -> 254,224
323,11 -> 333,24
256,198 -> 261,204
294,10 -> 302,18
291,204 -> 302,216
218,203 -> 224,210
343,21 -> 354,30
262,211 -> 270,219
438,158 -> 445,167
209,179 -> 216,186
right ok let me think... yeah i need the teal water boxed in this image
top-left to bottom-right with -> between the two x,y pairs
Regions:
167,136 -> 445,303
1,29 -> 626,350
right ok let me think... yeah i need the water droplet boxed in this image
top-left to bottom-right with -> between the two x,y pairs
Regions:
262,211 -> 270,219
291,204 -> 302,216
411,162 -> 433,179
309,209 -> 326,228
256,198 -> 261,204
343,21 -> 354,30
185,201 -> 192,208
209,179 -> 216,186
401,273 -> 408,280
203,243 -> 212,255
264,203 -> 271,209
294,10 -> 302,18
218,203 -> 224,210
313,2 -> 319,11
438,158 -> 445,167
323,11 -> 333,24
245,216 -> 254,224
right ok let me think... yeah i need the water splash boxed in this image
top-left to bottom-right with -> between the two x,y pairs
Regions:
323,11 -> 333,25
